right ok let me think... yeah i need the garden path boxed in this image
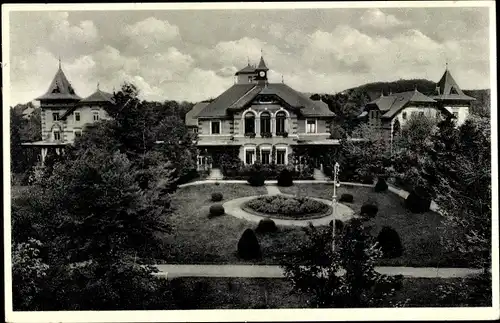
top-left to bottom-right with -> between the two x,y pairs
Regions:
223,195 -> 355,227
265,184 -> 282,195
153,264 -> 485,279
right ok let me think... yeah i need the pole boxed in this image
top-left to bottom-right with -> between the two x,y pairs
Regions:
332,162 -> 340,253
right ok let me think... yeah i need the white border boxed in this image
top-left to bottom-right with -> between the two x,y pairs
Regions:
2,1 -> 498,322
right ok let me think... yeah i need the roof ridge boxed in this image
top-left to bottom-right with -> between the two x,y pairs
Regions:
229,84 -> 259,109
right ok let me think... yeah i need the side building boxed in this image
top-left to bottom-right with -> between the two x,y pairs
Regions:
22,62 -> 115,163
359,67 -> 475,146
185,56 -> 338,171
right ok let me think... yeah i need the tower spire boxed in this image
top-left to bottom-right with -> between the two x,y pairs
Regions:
58,56 -> 62,69
97,81 -> 100,90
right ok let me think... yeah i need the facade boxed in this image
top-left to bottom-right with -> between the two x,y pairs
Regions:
185,56 -> 337,170
360,68 -> 475,146
22,62 -> 115,163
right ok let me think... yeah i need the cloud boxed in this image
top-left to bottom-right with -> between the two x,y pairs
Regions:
123,17 -> 180,49
269,23 -> 284,38
360,8 -> 405,28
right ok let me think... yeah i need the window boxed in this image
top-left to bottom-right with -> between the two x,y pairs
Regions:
52,112 -> 60,121
402,112 -> 407,120
74,130 -> 82,138
277,149 -> 286,165
248,76 -> 253,83
419,111 -> 425,117
211,121 -> 221,134
260,111 -> 271,134
450,87 -> 459,95
74,112 -> 81,122
93,111 -> 99,121
192,127 -> 198,133
244,112 -> 256,134
261,149 -> 271,164
453,112 -> 459,118
276,111 -> 286,133
53,131 -> 61,141
306,119 -> 316,133
245,149 -> 255,165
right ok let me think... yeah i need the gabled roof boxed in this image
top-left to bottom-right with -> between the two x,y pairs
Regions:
431,69 -> 476,101
36,65 -> 81,101
185,102 -> 210,126
235,64 -> 257,75
257,56 -> 269,71
79,89 -> 115,104
366,89 -> 437,119
197,82 -> 335,118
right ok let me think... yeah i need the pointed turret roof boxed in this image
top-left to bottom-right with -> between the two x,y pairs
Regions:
432,69 -> 475,101
36,64 -> 81,101
257,56 -> 269,71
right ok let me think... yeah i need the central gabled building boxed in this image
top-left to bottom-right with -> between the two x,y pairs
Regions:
186,56 -> 337,169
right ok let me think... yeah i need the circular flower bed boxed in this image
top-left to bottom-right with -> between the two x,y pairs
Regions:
242,195 -> 332,220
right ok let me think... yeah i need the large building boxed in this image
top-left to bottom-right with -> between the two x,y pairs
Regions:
359,67 -> 475,146
185,56 -> 338,169
22,61 -> 115,163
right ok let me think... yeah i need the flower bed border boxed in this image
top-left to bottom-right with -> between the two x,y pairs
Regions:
241,196 -> 333,221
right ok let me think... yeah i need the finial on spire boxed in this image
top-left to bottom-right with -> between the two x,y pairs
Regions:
414,84 -> 418,92
445,59 -> 448,70
380,90 -> 384,97
97,82 -> 100,90
247,56 -> 250,66
261,48 -> 263,57
282,74 -> 284,83
58,56 -> 61,69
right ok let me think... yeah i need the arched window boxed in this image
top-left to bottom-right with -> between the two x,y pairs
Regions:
260,111 -> 271,134
276,111 -> 286,134
393,119 -> 401,137
244,111 -> 256,134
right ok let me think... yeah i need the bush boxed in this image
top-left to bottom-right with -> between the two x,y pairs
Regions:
256,218 -> 278,233
211,192 -> 223,202
208,204 -> 225,218
377,226 -> 403,258
247,171 -> 266,187
374,177 -> 388,192
405,189 -> 431,213
277,168 -> 293,187
361,202 -> 378,217
339,193 -> 353,203
237,229 -> 261,260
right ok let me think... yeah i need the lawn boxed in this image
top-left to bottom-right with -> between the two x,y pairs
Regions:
167,276 -> 491,309
279,183 -> 468,267
157,183 -> 307,264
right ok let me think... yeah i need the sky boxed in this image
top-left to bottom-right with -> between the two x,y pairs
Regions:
7,4 -> 492,106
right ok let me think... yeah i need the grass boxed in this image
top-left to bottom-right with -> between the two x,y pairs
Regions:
167,276 -> 491,309
158,183 -> 306,264
11,185 -> 30,199
279,183 -> 468,267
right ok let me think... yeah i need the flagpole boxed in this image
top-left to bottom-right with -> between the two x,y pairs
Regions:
332,162 -> 340,253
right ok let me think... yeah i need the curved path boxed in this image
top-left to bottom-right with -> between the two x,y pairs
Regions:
223,185 -> 355,227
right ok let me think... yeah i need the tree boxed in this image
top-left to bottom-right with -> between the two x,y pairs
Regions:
430,116 -> 491,270
282,220 -> 402,308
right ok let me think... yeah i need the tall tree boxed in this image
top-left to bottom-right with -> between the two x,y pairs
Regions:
282,220 -> 402,308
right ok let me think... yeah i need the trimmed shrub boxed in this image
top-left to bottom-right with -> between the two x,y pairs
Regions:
247,171 -> 266,187
277,168 -> 293,187
405,189 -> 431,213
237,229 -> 262,260
374,177 -> 388,192
377,226 -> 403,258
245,195 -> 329,219
256,218 -> 278,233
339,193 -> 353,203
361,202 -> 378,218
211,192 -> 223,202
208,204 -> 225,218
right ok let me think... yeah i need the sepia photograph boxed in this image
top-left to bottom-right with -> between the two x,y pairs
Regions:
2,1 -> 498,322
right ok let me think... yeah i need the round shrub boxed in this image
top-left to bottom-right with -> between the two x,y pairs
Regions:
209,204 -> 225,218
256,218 -> 278,233
247,171 -> 266,187
405,189 -> 431,213
377,226 -> 403,258
211,192 -> 223,202
237,229 -> 262,260
244,195 -> 330,219
374,177 -> 388,192
339,193 -> 353,203
361,203 -> 378,218
277,168 -> 293,187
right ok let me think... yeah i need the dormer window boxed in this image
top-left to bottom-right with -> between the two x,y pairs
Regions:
450,87 -> 459,95
52,83 -> 61,93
